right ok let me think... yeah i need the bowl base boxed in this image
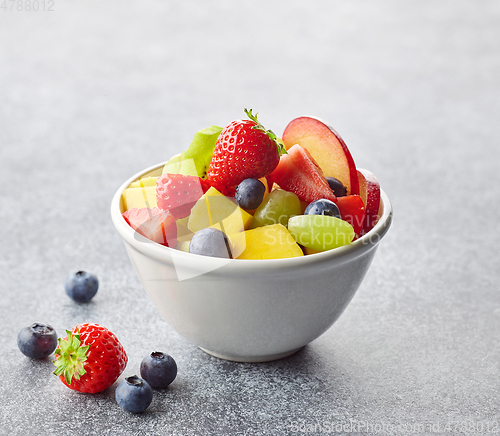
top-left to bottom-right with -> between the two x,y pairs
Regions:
198,346 -> 304,363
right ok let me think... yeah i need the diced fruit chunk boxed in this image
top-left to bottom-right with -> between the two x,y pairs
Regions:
336,195 -> 366,237
122,186 -> 157,211
282,116 -> 359,195
250,189 -> 301,229
271,144 -> 337,204
128,177 -> 159,188
122,207 -> 177,247
230,224 -> 303,260
187,186 -> 253,235
357,169 -> 381,234
156,173 -> 208,219
288,215 -> 355,251
180,126 -> 223,178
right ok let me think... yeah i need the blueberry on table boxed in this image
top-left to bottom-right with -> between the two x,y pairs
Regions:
189,228 -> 232,258
235,178 -> 266,210
17,323 -> 58,359
304,199 -> 341,219
65,271 -> 99,303
140,352 -> 177,389
115,375 -> 153,414
326,177 -> 347,197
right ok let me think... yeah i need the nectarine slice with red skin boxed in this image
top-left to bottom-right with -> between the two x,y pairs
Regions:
357,169 -> 381,234
282,117 -> 359,195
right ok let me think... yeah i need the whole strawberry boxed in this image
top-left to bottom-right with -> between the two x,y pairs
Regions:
53,323 -> 128,394
156,173 -> 210,219
206,109 -> 285,195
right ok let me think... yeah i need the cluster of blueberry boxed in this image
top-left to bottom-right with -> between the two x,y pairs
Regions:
17,271 -> 178,414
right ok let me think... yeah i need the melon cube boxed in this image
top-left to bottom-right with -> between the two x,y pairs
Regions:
230,224 -> 303,260
122,186 -> 157,211
128,176 -> 158,188
187,187 -> 253,235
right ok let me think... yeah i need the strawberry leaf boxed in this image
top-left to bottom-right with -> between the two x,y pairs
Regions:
53,328 -> 89,385
244,108 -> 287,155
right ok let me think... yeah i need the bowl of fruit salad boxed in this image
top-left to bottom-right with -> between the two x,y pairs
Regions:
111,110 -> 392,362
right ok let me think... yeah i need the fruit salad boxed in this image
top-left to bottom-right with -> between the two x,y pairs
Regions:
121,109 -> 382,260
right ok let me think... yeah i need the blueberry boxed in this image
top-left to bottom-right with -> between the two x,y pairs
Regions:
17,323 -> 58,359
140,352 -> 177,389
326,177 -> 347,197
115,375 -> 153,413
304,199 -> 341,218
235,178 -> 266,210
65,271 -> 99,303
189,228 -> 232,259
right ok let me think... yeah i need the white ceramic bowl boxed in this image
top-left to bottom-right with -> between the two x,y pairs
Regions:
111,162 -> 393,362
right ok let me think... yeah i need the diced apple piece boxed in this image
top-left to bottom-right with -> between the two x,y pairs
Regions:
282,117 -> 359,195
230,224 -> 303,260
187,187 -> 253,235
122,186 -> 157,211
357,169 -> 381,234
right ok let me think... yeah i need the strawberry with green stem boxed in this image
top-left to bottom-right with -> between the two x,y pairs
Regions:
206,109 -> 286,195
53,323 -> 128,394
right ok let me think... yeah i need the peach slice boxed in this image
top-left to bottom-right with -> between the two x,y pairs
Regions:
357,169 -> 381,234
282,117 -> 359,195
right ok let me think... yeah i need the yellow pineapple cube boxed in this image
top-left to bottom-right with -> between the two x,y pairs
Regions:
230,224 -> 303,260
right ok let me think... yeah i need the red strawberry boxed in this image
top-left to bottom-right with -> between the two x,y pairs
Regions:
156,173 -> 209,219
206,109 -> 285,195
122,207 -> 177,247
336,195 -> 366,237
53,323 -> 128,394
271,144 -> 337,204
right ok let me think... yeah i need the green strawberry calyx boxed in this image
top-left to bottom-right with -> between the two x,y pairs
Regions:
52,329 -> 90,384
244,108 -> 287,155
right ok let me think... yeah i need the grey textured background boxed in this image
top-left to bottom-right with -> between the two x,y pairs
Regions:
1,1 -> 499,435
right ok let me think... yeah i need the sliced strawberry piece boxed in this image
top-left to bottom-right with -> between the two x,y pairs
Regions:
336,195 -> 366,237
270,144 -> 337,204
122,207 -> 177,247
156,173 -> 206,219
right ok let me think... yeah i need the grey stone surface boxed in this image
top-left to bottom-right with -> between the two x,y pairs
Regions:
1,1 -> 499,435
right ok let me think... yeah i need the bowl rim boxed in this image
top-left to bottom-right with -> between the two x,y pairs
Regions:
111,161 -> 393,271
